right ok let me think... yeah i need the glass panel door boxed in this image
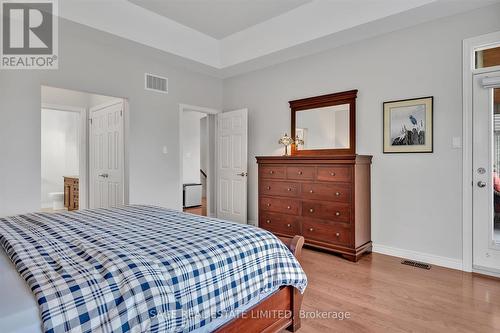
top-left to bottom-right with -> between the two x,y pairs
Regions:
473,73 -> 500,273
494,87 -> 500,244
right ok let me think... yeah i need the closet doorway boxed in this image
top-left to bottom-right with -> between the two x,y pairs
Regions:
40,86 -> 128,212
179,104 -> 218,217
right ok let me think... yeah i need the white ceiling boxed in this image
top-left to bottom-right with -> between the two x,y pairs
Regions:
127,0 -> 311,39
60,0 -> 500,77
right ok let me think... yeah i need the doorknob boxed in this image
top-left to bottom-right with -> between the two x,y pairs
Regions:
99,173 -> 109,178
236,172 -> 248,177
477,181 -> 486,188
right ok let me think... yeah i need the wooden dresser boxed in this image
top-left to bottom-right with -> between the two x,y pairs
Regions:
256,155 -> 372,261
64,176 -> 79,211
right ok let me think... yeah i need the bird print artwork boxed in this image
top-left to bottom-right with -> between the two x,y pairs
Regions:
390,105 -> 426,146
409,115 -> 418,126
384,97 -> 433,153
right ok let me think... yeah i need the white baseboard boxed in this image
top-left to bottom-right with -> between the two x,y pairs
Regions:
247,219 -> 257,226
372,243 -> 463,271
473,265 -> 500,278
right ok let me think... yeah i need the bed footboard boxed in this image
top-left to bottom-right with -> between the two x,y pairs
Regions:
216,235 -> 305,333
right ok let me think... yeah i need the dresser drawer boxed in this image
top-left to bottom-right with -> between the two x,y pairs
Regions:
64,178 -> 79,186
261,180 -> 299,197
316,166 -> 352,183
303,219 -> 351,246
260,165 -> 286,179
302,201 -> 351,223
287,166 -> 315,180
260,197 -> 300,215
259,212 -> 299,236
301,183 -> 351,202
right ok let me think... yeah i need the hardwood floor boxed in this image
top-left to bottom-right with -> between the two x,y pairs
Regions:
296,248 -> 500,332
183,197 -> 207,216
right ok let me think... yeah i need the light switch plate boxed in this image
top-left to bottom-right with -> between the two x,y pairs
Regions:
162,146 -> 168,154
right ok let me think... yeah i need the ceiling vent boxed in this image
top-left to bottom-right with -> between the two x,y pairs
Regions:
145,73 -> 168,94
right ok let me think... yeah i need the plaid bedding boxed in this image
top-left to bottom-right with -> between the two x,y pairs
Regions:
0,205 -> 307,333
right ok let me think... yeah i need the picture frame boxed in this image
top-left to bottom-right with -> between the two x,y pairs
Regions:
383,96 -> 433,153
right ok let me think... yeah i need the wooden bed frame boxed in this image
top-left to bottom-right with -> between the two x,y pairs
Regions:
216,235 -> 305,333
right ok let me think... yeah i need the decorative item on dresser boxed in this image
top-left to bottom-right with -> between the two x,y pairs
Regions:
63,176 -> 79,211
256,155 -> 372,261
257,89 -> 372,261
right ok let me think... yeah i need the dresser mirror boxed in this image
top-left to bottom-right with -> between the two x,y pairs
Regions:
290,90 -> 357,155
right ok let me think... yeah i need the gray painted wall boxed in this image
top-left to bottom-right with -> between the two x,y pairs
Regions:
1,4 -> 500,264
222,4 -> 500,261
0,18 -> 222,216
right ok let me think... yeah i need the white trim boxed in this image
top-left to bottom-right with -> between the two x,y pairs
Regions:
178,104 -> 220,213
372,244 -> 463,271
41,103 -> 85,113
462,30 -> 500,272
89,99 -> 123,112
179,104 -> 220,115
41,103 -> 88,210
473,265 -> 500,278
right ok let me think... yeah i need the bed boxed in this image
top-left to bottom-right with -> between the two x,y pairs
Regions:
0,205 -> 307,333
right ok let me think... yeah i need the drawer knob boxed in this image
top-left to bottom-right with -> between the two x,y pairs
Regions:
287,206 -> 291,210
330,172 -> 336,176
287,188 -> 292,191
309,189 -> 314,193
267,203 -> 271,207
298,171 -> 303,175
335,192 -> 341,196
335,232 -> 340,237
309,228 -> 314,232
309,208 -> 314,213
266,186 -> 271,190
266,219 -> 271,224
270,170 -> 274,174
287,223 -> 291,228
335,212 -> 341,216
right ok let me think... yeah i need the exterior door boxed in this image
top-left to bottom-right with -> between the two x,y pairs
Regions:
473,72 -> 500,274
217,109 -> 248,224
89,101 -> 124,209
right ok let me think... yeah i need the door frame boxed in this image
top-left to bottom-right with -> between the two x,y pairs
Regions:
462,31 -> 500,272
178,103 -> 220,216
89,99 -> 128,208
41,103 -> 88,209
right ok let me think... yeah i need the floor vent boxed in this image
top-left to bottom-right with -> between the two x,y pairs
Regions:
401,259 -> 431,270
145,73 -> 168,93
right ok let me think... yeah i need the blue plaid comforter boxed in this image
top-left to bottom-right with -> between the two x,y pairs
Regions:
0,205 -> 307,333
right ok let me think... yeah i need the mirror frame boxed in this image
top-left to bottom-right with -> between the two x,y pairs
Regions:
290,89 -> 357,156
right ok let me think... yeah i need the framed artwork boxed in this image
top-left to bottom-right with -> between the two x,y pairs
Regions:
383,96 -> 433,153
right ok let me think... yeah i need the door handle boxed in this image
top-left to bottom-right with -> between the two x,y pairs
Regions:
236,172 -> 248,177
477,181 -> 486,188
99,173 -> 109,178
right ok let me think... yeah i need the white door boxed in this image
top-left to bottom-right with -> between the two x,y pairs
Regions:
89,101 -> 124,209
217,109 -> 248,223
473,72 -> 500,274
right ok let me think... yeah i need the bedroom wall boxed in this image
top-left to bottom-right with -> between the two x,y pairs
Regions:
41,109 -> 80,208
0,18 -> 222,217
182,111 -> 205,184
222,4 -> 500,264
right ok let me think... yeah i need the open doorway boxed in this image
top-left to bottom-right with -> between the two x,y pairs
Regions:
179,104 -> 218,217
41,86 -> 127,212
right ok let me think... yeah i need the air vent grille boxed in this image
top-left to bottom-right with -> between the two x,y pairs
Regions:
145,73 -> 168,93
401,259 -> 431,270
